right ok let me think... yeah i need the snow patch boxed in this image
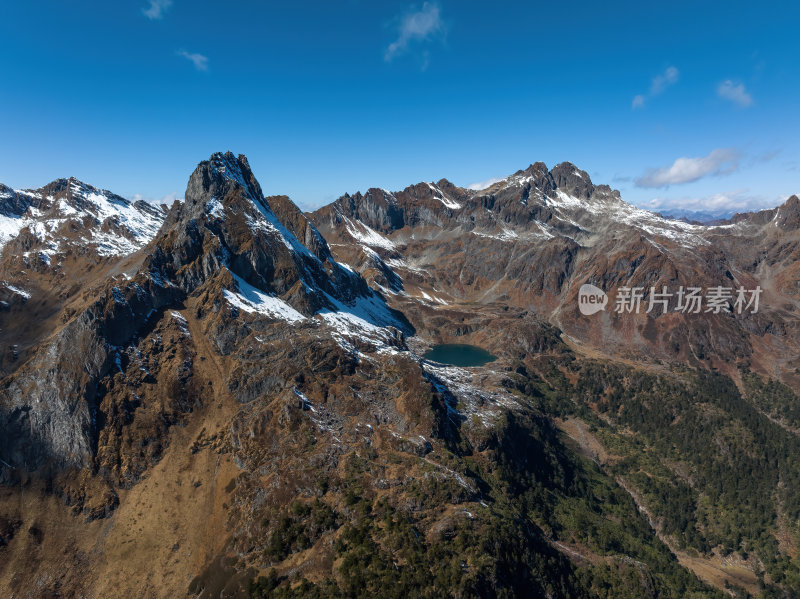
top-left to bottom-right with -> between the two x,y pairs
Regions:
170,311 -> 190,335
223,274 -> 306,324
205,197 -> 224,219
0,214 -> 27,247
2,282 -> 30,300
424,362 -> 516,429
427,183 -> 462,209
339,212 -> 396,250
316,289 -> 405,356
418,289 -> 448,305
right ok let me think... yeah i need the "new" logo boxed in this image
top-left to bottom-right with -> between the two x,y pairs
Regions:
578,284 -> 607,315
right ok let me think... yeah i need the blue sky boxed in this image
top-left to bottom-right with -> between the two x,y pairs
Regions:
0,1 -> 798,214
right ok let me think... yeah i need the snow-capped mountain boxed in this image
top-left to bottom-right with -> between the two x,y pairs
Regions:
312,161 -> 738,253
0,178 -> 165,263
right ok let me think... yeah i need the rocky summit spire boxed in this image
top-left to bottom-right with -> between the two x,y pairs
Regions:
178,151 -> 267,222
549,162 -> 594,199
151,151 -> 372,310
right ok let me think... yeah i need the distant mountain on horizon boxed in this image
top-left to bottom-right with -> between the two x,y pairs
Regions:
650,207 -> 738,224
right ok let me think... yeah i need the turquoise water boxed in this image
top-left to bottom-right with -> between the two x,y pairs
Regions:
423,344 -> 496,367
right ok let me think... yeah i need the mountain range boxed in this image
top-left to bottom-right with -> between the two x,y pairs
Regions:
1,152 -> 799,598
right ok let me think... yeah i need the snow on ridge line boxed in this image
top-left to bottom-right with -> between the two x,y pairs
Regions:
426,183 -> 462,210
68,182 -> 162,236
209,154 -> 324,264
379,189 -> 397,201
543,190 -> 713,247
247,195 -> 319,261
502,174 -> 535,190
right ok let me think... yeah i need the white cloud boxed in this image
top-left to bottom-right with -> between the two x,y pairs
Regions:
632,66 -> 679,109
651,66 -> 679,94
466,176 -> 504,190
645,189 -> 778,215
385,2 -> 443,62
142,0 -> 172,20
131,192 -> 183,205
159,192 -> 182,204
635,148 -> 739,188
717,80 -> 753,107
177,50 -> 208,71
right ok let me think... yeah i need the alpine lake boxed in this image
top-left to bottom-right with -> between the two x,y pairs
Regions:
422,344 -> 497,367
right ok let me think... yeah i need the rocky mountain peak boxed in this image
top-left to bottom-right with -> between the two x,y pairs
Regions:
208,152 -> 262,199
549,162 -> 594,199
40,176 -> 96,202
434,178 -> 460,193
149,151 -> 410,331
492,161 -> 600,202
522,161 -> 550,176
507,162 -> 555,192
182,151 -> 264,216
775,194 -> 800,230
0,185 -> 30,217
179,151 -> 334,265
